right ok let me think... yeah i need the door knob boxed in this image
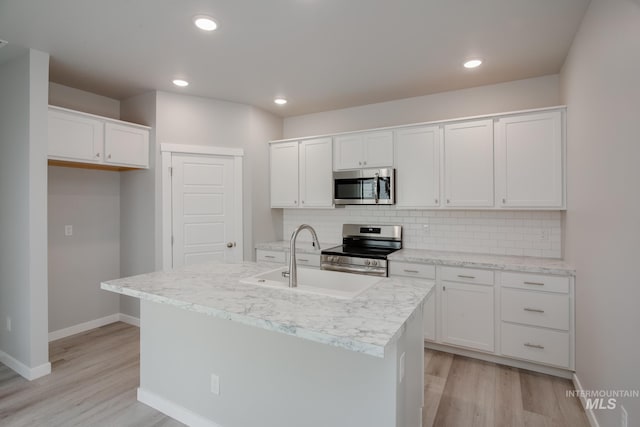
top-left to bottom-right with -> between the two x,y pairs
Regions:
226,242 -> 234,248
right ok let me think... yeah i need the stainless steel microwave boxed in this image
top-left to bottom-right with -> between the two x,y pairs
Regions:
333,168 -> 395,205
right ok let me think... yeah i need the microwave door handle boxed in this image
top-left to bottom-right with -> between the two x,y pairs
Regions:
374,173 -> 379,204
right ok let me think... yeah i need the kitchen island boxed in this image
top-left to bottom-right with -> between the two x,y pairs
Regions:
101,261 -> 432,427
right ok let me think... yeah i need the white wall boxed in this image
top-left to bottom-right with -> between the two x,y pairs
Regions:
120,91 -> 158,318
49,82 -> 120,119
48,167 -> 120,331
283,75 -> 561,138
561,0 -> 640,425
48,84 -> 124,332
0,48 -> 50,376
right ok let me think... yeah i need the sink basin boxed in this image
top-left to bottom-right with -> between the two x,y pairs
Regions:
240,266 -> 381,299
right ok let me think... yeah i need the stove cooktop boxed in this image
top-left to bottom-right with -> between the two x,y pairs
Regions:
321,244 -> 399,260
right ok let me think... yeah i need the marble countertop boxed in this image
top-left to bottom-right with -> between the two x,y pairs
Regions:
255,241 -> 575,276
255,241 -> 340,254
101,261 -> 433,358
388,249 -> 575,276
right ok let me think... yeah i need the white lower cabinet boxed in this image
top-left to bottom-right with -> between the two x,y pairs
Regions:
255,249 -> 321,268
440,273 -> 495,353
501,323 -> 570,368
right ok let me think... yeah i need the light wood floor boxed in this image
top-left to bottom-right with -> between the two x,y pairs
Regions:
0,322 -> 589,427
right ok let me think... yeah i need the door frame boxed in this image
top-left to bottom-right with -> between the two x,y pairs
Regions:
160,143 -> 244,270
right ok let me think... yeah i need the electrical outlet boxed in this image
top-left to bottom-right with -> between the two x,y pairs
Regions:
6,316 -> 11,332
64,225 -> 73,236
399,352 -> 405,383
210,374 -> 220,395
541,229 -> 550,241
621,405 -> 628,427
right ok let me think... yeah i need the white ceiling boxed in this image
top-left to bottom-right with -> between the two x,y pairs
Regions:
0,0 -> 590,117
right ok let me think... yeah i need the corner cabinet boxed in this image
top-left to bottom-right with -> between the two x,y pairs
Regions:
495,111 -> 564,208
333,131 -> 393,170
270,138 -> 333,208
48,106 -> 150,170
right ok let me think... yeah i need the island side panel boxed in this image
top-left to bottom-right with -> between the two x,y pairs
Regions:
138,299 -> 417,427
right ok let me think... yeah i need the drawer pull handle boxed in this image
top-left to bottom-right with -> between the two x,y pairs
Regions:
458,275 -> 476,279
298,258 -> 309,262
524,281 -> 545,286
264,255 -> 276,259
404,269 -> 419,274
524,307 -> 545,313
524,343 -> 545,350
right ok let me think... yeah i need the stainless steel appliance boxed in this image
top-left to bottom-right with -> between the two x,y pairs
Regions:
333,168 -> 395,205
321,224 -> 402,276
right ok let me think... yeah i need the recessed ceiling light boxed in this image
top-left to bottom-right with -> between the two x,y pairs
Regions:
274,97 -> 287,105
172,79 -> 189,87
463,59 -> 483,69
193,15 -> 218,31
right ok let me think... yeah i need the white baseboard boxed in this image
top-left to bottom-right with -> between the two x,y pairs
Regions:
49,313 -> 141,342
118,313 -> 140,327
48,313 -> 120,342
137,388 -> 223,427
573,373 -> 601,427
0,350 -> 51,381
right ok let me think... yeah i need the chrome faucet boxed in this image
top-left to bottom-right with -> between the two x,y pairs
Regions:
284,224 -> 321,288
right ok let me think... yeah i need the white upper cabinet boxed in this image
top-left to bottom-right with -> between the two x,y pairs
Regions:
270,142 -> 300,208
47,106 -> 150,169
299,138 -> 333,208
48,108 -> 104,162
334,131 -> 393,170
443,119 -> 494,207
104,123 -> 149,168
495,111 -> 564,208
270,138 -> 333,209
395,125 -> 440,208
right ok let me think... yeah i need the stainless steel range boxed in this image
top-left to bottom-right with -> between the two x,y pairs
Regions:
320,224 -> 402,277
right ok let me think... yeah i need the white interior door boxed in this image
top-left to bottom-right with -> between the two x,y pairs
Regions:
171,154 -> 240,268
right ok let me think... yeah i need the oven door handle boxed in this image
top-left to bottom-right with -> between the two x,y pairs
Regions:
321,263 -> 385,276
374,172 -> 379,204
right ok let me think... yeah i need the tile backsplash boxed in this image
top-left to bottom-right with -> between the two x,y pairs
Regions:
283,206 -> 562,258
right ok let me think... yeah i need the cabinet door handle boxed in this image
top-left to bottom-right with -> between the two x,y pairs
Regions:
363,161 -> 367,165
446,199 -> 450,204
457,275 -> 476,279
502,198 -> 506,204
264,255 -> 276,259
404,269 -> 419,274
435,199 -> 438,204
524,343 -> 545,350
524,307 -> 545,313
96,153 -> 101,158
298,258 -> 309,262
107,154 -> 112,159
442,286 -> 446,291
358,161 -> 362,166
524,281 -> 545,286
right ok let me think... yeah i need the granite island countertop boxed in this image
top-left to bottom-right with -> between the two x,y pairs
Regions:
101,261 -> 433,358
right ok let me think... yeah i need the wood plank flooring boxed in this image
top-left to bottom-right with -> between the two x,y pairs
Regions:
423,349 -> 590,427
0,322 -> 589,426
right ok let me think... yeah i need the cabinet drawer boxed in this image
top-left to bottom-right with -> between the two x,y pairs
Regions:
501,322 -> 570,368
501,272 -> 569,294
256,250 -> 286,263
389,262 -> 435,279
293,253 -> 320,268
440,266 -> 494,285
502,289 -> 569,330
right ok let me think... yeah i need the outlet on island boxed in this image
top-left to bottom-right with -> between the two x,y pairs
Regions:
211,373 -> 220,395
